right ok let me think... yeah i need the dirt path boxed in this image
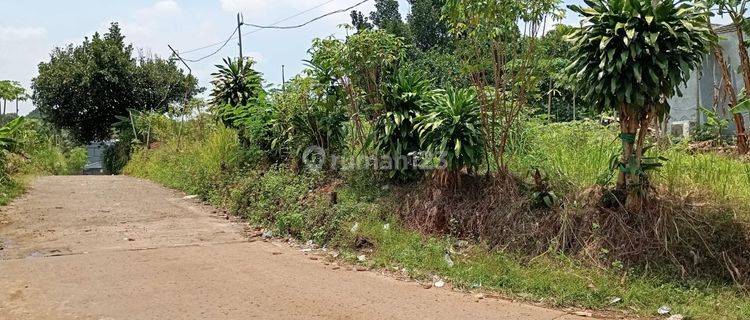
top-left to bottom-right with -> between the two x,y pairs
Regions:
0,176 -> 585,320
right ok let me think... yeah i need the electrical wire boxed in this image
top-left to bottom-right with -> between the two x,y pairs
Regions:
182,27 -> 239,62
245,0 -> 370,30
178,0 -> 348,57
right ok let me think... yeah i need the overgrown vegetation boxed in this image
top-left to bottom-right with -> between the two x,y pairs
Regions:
36,0 -> 750,318
0,117 -> 87,205
125,117 -> 750,319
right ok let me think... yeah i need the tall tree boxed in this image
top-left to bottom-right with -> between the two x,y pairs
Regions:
0,81 -> 13,115
350,10 -> 373,31
10,83 -> 27,115
568,0 -> 713,210
33,23 -> 196,143
133,54 -> 199,114
369,0 -> 411,39
407,0 -> 450,51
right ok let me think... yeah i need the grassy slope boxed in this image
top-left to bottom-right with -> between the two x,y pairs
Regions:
0,177 -> 25,206
125,122 -> 750,320
1,137 -> 88,206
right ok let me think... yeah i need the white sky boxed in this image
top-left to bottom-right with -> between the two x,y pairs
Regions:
0,0 -> 733,115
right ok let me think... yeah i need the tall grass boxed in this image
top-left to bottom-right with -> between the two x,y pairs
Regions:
123,118 -> 750,319
661,148 -> 750,207
510,120 -> 619,195
511,119 -> 750,213
124,124 -> 243,199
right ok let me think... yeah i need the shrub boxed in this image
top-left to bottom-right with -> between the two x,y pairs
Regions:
372,70 -> 434,179
103,141 -> 132,174
416,87 -> 484,177
270,76 -> 348,162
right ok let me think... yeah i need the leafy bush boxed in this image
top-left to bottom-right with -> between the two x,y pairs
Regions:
0,117 -> 24,154
692,107 -> 730,142
372,70 -> 434,179
271,76 -> 348,161
103,141 -> 132,174
416,87 -> 484,173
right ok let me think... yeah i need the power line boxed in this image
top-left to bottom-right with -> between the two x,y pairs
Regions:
245,0 -> 369,30
255,0 -> 339,30
182,27 -> 238,63
176,0 -> 366,59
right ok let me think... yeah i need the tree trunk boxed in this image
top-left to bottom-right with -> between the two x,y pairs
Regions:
15,99 -> 18,114
616,105 -> 639,191
547,82 -> 552,118
617,105 -> 653,212
573,91 -> 577,121
626,108 -> 653,212
714,45 -> 749,153
733,20 -> 750,154
734,21 -> 750,95
2,99 -> 6,115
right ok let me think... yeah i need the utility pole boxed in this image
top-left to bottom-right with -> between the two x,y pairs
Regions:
237,13 -> 244,61
282,65 -> 286,92
167,45 -> 193,151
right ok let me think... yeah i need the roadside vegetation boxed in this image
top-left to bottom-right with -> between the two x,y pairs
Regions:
124,115 -> 750,319
24,0 -> 750,318
0,115 -> 87,205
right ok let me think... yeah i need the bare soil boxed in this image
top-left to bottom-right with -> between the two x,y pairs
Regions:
0,176 -> 587,319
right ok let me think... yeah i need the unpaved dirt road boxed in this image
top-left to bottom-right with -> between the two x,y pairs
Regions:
0,176 -> 584,320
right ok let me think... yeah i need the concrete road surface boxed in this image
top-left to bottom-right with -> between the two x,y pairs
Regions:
0,176 -> 586,320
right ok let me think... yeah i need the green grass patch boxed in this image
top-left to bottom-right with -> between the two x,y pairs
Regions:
0,177 -> 25,206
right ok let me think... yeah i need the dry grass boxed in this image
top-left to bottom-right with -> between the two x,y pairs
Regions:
399,172 -> 750,286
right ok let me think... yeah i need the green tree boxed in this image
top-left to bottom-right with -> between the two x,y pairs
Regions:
407,0 -> 450,51
370,0 -> 403,30
350,10 -> 373,31
210,57 -> 266,128
352,0 -> 411,39
443,0 -> 563,171
133,54 -> 199,114
0,81 -> 12,115
0,81 -> 25,115
567,0 -> 713,210
32,23 -> 195,143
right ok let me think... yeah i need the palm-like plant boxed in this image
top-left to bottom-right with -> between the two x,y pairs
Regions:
416,87 -> 484,181
567,0 -> 713,210
210,57 -> 265,126
372,70 -> 434,179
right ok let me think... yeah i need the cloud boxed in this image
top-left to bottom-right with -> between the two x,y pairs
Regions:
120,0 -> 185,54
218,0 -> 371,20
219,0 -> 278,12
0,26 -> 46,42
135,0 -> 181,19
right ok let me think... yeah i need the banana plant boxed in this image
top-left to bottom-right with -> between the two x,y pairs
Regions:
0,117 -> 26,153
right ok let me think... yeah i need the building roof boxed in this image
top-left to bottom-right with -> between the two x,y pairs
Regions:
715,23 -> 739,34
